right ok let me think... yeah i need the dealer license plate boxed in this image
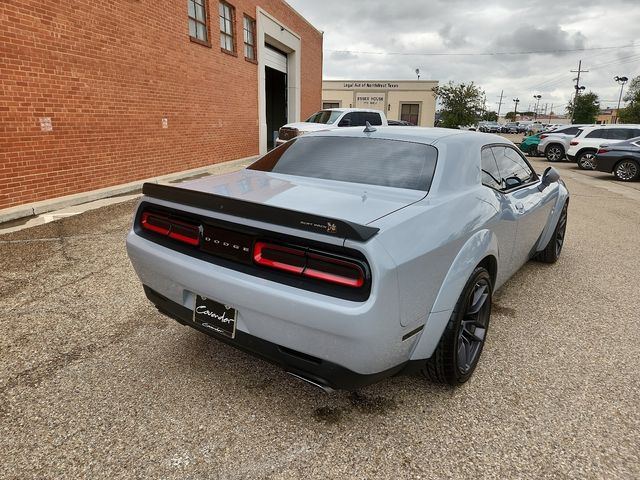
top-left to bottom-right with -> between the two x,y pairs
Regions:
193,295 -> 237,339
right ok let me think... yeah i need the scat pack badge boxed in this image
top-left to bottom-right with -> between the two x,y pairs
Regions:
327,222 -> 337,234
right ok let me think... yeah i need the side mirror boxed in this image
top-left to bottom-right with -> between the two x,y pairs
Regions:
538,166 -> 560,191
338,118 -> 351,127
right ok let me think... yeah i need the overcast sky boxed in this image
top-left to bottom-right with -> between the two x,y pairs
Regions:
287,0 -> 639,115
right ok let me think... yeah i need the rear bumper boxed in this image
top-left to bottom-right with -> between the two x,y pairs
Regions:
144,286 -> 407,390
566,153 -> 576,161
126,230 -> 422,379
594,157 -> 616,173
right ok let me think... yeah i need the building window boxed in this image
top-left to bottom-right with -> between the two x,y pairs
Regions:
188,0 -> 209,43
323,102 -> 340,109
243,15 -> 256,61
219,1 -> 235,53
400,103 -> 420,126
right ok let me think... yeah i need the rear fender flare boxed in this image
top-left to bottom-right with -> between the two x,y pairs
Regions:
409,229 -> 498,361
535,181 -> 569,252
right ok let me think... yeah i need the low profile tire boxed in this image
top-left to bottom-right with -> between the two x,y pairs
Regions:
613,160 -> 640,182
577,151 -> 597,170
545,144 -> 564,162
536,201 -> 568,264
421,267 -> 492,386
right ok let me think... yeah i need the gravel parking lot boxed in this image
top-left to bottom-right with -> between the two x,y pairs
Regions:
1,144 -> 639,479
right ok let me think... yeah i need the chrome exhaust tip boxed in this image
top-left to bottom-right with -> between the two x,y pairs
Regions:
287,372 -> 335,394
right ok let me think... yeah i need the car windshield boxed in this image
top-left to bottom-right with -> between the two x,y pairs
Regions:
248,136 -> 438,191
304,110 -> 342,124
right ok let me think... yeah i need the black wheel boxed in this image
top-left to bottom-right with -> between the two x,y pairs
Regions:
577,151 -> 596,170
422,267 -> 492,385
545,144 -> 564,162
613,159 -> 640,181
536,201 -> 568,264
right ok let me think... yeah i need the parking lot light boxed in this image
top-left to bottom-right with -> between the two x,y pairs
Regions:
614,76 -> 629,124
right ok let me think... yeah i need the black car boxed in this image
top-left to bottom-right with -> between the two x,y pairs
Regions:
594,136 -> 640,181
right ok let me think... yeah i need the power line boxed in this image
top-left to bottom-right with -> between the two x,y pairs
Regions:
326,42 -> 637,58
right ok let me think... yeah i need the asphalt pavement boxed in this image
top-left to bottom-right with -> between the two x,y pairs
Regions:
1,144 -> 639,479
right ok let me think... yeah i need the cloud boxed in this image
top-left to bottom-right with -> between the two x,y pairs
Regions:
490,24 -> 586,55
287,0 -> 640,110
438,24 -> 468,49
330,50 -> 359,62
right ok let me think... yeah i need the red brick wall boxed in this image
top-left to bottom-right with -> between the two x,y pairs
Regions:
0,0 -> 323,210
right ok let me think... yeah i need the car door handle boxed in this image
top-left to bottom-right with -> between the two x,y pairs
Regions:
515,202 -> 524,212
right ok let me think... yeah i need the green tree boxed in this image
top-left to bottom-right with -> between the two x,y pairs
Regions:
567,92 -> 600,123
481,110 -> 498,122
505,111 -> 516,120
618,75 -> 640,123
433,82 -> 484,128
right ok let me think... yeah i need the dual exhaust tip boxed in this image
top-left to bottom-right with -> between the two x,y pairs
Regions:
287,371 -> 335,394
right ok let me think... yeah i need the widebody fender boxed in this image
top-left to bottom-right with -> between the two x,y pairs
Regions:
535,180 -> 570,253
409,228 -> 499,361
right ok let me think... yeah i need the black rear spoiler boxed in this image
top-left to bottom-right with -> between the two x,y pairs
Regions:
142,183 -> 380,242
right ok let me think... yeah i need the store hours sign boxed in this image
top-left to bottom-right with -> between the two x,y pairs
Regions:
355,93 -> 386,111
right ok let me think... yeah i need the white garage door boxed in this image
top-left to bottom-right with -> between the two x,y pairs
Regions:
264,44 -> 287,73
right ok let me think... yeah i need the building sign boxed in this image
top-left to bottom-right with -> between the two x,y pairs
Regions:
344,82 -> 399,89
356,93 -> 386,111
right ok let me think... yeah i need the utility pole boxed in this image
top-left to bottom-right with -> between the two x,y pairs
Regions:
570,60 -> 589,124
548,103 -> 553,123
496,90 -> 504,119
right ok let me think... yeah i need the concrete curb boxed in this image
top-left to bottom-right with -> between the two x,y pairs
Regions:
0,156 -> 257,225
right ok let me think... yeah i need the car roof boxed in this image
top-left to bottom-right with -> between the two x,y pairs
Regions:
612,135 -> 640,145
579,124 -> 640,132
319,108 -> 385,114
304,126 -> 510,147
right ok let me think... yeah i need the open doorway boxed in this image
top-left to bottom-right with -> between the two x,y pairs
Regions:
264,45 -> 288,150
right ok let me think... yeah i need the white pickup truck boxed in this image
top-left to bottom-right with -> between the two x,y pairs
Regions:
276,108 -> 388,146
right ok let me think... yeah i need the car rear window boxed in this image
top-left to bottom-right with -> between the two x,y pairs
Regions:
558,127 -> 580,135
585,129 -> 607,139
249,136 -> 438,191
305,110 -> 342,124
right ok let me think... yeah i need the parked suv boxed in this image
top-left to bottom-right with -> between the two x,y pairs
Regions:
567,125 -> 640,170
501,122 -> 519,134
479,122 -> 501,133
276,108 -> 388,146
537,124 -> 592,162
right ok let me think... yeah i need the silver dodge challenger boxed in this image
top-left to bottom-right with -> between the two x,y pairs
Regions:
126,126 -> 569,391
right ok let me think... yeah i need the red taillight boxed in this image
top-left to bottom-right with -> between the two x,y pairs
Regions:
304,253 -> 365,288
540,134 -> 548,140
570,141 -> 579,146
253,242 -> 305,274
253,241 -> 366,288
141,211 -> 200,246
597,148 -> 609,154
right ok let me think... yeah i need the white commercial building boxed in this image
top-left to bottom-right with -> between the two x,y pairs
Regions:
322,80 -> 438,127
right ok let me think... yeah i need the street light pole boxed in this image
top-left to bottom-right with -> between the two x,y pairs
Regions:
614,76 -> 628,124
533,95 -> 542,121
513,98 -> 520,120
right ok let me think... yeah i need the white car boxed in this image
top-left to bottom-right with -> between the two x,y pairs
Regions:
567,125 -> 640,169
537,124 -> 593,162
275,108 -> 388,146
